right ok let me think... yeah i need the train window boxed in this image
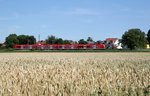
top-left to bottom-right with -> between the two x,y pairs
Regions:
79,46 -> 83,48
104,41 -> 107,44
110,41 -> 113,44
17,46 -> 21,48
87,46 -> 91,48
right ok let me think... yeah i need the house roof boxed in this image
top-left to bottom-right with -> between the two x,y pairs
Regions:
0,43 -> 6,47
105,38 -> 118,41
36,40 -> 46,45
104,38 -> 118,45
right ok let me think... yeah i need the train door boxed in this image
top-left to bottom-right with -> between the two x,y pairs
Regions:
62,45 -> 64,49
93,45 -> 96,49
21,45 -> 23,50
30,45 -> 32,49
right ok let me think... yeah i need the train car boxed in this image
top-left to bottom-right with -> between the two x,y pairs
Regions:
14,44 -> 105,50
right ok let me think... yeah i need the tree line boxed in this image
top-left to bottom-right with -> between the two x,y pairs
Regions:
46,36 -> 94,44
5,34 -> 36,48
46,35 -> 75,44
3,28 -> 150,50
122,29 -> 150,50
4,34 -> 95,48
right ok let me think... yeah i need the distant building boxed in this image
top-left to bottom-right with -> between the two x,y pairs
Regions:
68,40 -> 76,44
104,38 -> 118,44
96,40 -> 104,44
36,40 -> 46,45
87,41 -> 95,44
63,40 -> 76,44
2,43 -> 6,47
104,38 -> 122,49
0,43 -> 6,47
70,41 -> 77,44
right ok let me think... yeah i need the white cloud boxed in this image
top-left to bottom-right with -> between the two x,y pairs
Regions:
13,12 -> 20,18
69,8 -> 98,15
41,25 -> 48,28
0,12 -> 20,21
50,8 -> 99,15
0,17 -> 9,21
9,25 -> 21,32
84,19 -> 94,23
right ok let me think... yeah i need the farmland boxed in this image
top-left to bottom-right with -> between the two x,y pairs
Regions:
0,53 -> 150,96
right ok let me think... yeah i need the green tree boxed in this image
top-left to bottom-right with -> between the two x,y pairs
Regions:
63,40 -> 71,44
17,35 -> 36,44
87,37 -> 93,42
46,35 -> 56,44
147,30 -> 150,45
78,39 -> 87,44
28,36 -> 36,44
55,38 -> 63,44
121,29 -> 147,50
17,35 -> 28,44
5,34 -> 19,48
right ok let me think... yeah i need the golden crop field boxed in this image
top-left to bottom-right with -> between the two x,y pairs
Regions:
0,53 -> 150,96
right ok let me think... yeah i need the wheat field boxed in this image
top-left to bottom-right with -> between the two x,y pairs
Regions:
0,53 -> 150,96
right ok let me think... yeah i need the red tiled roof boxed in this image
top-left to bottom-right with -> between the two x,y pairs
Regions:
104,38 -> 118,45
105,38 -> 118,41
36,40 -> 46,45
2,44 -> 6,47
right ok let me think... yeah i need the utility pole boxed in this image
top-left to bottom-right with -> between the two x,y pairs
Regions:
38,34 -> 40,41
38,34 -> 41,45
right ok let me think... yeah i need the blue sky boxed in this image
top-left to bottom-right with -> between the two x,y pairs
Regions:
0,0 -> 150,43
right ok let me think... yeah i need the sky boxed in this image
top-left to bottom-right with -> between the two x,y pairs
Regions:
0,0 -> 150,43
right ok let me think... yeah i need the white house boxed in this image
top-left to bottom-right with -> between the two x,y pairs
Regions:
104,38 -> 122,49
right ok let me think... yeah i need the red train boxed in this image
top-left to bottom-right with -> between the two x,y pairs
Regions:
14,44 -> 105,50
